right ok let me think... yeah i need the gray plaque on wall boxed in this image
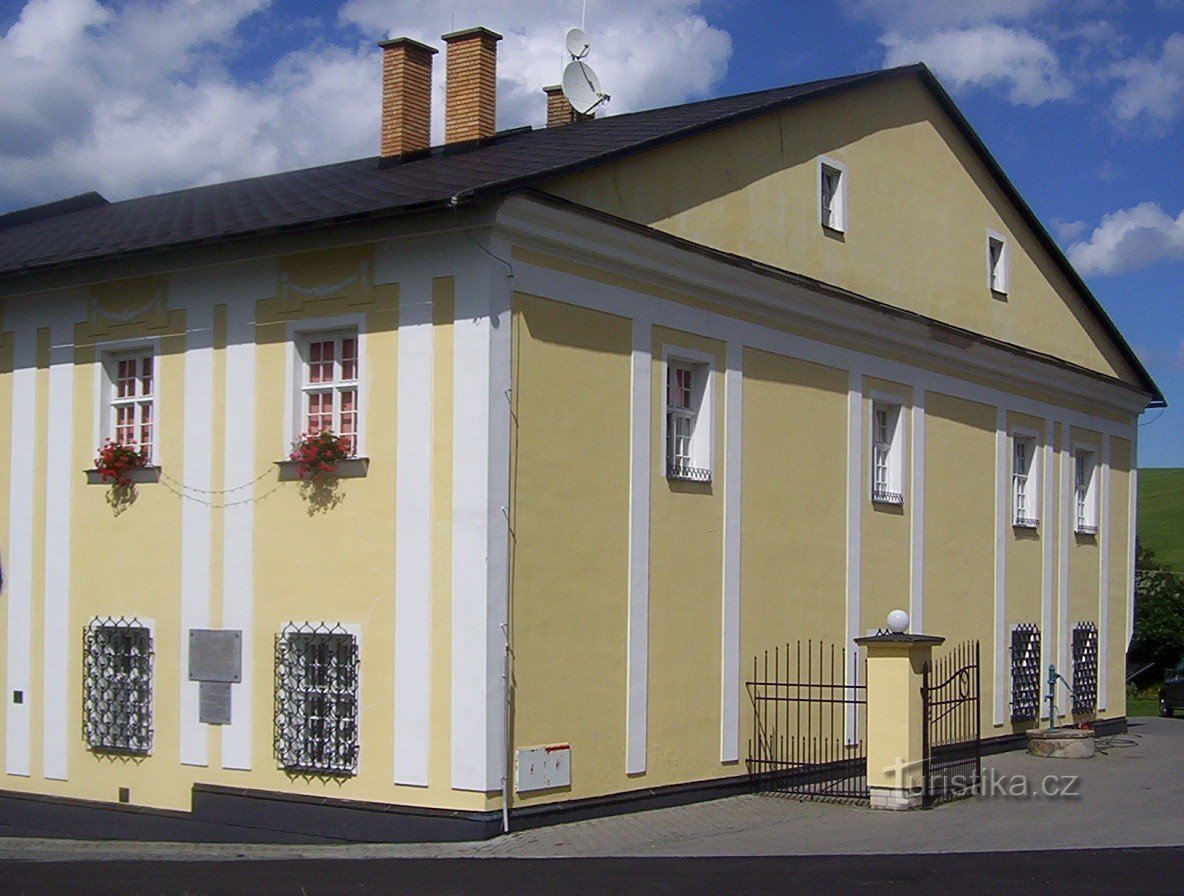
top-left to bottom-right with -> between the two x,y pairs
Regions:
188,629 -> 242,683
199,681 -> 232,725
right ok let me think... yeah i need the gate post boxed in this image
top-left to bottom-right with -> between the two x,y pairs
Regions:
856,624 -> 944,810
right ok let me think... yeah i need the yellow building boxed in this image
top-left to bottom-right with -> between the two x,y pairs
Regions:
0,30 -> 1162,840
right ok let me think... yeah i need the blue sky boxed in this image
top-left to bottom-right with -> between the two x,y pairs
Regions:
1,1 -> 1181,465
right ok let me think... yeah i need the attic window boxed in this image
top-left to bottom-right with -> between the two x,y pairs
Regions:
819,158 -> 846,232
987,232 -> 1008,294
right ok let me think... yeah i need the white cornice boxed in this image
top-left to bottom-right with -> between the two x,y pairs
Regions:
493,194 -> 1150,421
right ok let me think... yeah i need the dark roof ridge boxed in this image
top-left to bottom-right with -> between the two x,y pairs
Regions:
0,191 -> 108,232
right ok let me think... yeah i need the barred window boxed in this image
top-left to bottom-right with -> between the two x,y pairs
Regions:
1010,623 -> 1040,722
275,624 -> 359,776
1072,621 -> 1099,714
83,618 -> 153,755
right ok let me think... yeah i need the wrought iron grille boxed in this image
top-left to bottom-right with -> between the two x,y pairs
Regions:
1072,622 -> 1099,714
1010,624 -> 1041,722
872,488 -> 903,505
747,640 -> 868,804
83,617 -> 153,755
666,461 -> 711,483
922,640 -> 981,807
274,623 -> 359,776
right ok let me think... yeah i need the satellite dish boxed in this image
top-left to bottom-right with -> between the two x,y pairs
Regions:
562,59 -> 608,115
565,27 -> 590,59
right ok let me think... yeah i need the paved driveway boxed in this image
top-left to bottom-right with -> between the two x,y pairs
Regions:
1,717 -> 1179,862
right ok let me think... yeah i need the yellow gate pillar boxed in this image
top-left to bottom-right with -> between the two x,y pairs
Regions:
856,621 -> 944,810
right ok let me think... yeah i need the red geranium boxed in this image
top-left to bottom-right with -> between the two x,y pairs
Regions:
95,439 -> 148,487
289,430 -> 352,480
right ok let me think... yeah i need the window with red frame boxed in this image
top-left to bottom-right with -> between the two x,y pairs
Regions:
110,352 -> 155,462
302,333 -> 359,455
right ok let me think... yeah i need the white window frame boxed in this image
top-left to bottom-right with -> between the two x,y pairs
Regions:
870,395 -> 904,506
987,230 -> 1009,294
285,314 -> 367,457
1011,428 -> 1040,529
96,341 -> 161,464
661,345 -> 714,483
818,156 -> 847,232
1073,444 -> 1098,534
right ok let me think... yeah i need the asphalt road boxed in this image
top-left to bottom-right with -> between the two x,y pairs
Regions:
2,848 -> 1182,896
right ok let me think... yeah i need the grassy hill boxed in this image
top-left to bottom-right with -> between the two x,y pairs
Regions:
1138,468 -> 1184,570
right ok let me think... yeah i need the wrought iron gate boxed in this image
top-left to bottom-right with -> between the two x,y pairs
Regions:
921,639 -> 981,807
747,641 -> 868,803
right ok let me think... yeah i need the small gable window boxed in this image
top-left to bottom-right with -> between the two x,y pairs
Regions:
987,232 -> 1008,294
819,158 -> 846,232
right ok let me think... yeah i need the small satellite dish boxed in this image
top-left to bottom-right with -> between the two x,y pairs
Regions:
565,27 -> 590,59
562,59 -> 608,115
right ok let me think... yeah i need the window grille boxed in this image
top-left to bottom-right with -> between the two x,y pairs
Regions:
302,334 -> 359,455
1013,438 -> 1037,527
110,353 -> 155,461
274,623 -> 359,776
83,618 -> 153,755
1010,623 -> 1040,722
666,361 -> 710,482
1071,622 -> 1098,714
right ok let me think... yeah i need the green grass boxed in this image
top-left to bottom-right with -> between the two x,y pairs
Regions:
1138,468 -> 1184,570
1128,697 -> 1160,717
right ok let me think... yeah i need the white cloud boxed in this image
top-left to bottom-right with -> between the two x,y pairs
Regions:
843,0 -> 1054,34
1051,218 -> 1088,244
0,0 -> 731,209
1067,202 -> 1184,275
1110,32 -> 1184,122
881,26 -> 1072,105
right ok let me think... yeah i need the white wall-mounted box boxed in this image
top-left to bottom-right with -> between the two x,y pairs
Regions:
516,743 -> 571,793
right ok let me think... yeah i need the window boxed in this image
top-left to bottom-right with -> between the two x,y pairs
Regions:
1071,621 -> 1098,714
1012,434 -> 1039,528
987,233 -> 1008,294
1010,623 -> 1041,722
107,351 -> 156,461
83,618 -> 153,755
274,624 -> 359,776
300,332 -> 359,455
1074,448 -> 1098,535
819,159 -> 846,231
664,352 -> 712,482
871,400 -> 903,505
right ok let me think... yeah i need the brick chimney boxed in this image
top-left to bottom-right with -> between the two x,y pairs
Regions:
379,37 -> 437,158
543,84 -> 593,127
442,27 -> 502,143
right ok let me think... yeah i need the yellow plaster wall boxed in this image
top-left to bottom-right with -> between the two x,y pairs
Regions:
508,292 -> 632,805
922,394 -> 996,651
740,349 -> 848,650
646,326 -> 727,786
545,76 -> 1136,385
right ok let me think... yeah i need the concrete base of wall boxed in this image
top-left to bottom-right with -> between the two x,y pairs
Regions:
868,786 -> 922,810
0,718 -> 1129,843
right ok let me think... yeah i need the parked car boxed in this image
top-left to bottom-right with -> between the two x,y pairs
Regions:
1161,660 -> 1184,717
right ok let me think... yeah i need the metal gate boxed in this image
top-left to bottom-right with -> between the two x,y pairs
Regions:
747,641 -> 868,803
921,639 -> 981,807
